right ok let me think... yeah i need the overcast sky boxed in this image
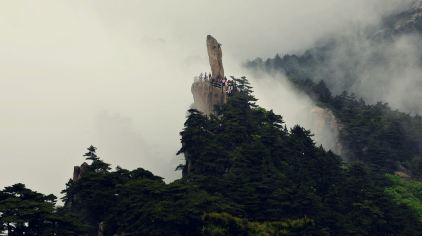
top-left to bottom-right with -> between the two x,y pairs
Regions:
0,0 -> 412,197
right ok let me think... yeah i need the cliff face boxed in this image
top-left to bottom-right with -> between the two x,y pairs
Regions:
192,35 -> 227,115
73,162 -> 89,181
191,79 -> 227,115
310,107 -> 343,155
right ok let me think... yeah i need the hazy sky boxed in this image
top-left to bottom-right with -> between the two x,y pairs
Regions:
0,0 -> 411,197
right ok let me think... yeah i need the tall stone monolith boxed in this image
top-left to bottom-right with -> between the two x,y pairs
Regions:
206,35 -> 224,80
191,35 -> 227,115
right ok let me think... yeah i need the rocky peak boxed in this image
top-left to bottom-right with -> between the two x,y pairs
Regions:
73,162 -> 89,182
191,35 -> 228,115
206,35 -> 224,80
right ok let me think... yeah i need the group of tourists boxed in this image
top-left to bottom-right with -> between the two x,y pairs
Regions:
198,72 -> 236,95
199,72 -> 212,81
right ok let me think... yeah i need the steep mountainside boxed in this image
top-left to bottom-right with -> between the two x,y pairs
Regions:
2,77 -> 422,235
3,18 -> 422,234
247,1 -> 422,114
246,1 -> 422,177
378,0 -> 422,37
58,79 -> 422,235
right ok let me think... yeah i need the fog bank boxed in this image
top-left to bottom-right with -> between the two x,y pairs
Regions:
0,0 -> 408,196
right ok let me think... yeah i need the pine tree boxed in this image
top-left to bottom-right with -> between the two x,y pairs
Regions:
0,183 -> 86,235
83,145 -> 111,173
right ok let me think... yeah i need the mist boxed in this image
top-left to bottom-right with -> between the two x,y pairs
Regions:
248,72 -> 340,153
318,32 -> 422,114
0,0 -> 409,197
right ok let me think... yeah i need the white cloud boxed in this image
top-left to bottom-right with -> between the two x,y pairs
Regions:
0,0 -> 409,196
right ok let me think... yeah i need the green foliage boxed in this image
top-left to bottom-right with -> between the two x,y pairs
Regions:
175,78 -> 422,235
385,174 -> 422,220
247,53 -> 422,177
84,145 -> 111,173
327,92 -> 422,174
406,155 -> 422,175
203,212 -> 315,236
0,183 -> 87,235
5,77 -> 422,235
249,55 -> 422,176
110,181 -> 221,235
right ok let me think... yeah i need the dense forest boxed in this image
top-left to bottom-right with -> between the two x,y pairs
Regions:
1,77 -> 422,235
246,55 -> 422,177
245,1 -> 422,178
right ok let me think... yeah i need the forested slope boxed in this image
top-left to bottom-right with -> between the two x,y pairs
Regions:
2,78 -> 421,235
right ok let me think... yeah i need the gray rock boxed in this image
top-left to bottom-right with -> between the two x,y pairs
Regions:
206,35 -> 224,80
191,35 -> 228,115
72,162 -> 89,181
191,80 -> 227,115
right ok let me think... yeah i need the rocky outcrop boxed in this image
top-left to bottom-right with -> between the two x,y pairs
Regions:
310,107 -> 343,155
191,79 -> 227,115
73,162 -> 89,181
192,35 -> 227,115
207,35 -> 224,80
394,164 -> 412,178
98,222 -> 105,236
